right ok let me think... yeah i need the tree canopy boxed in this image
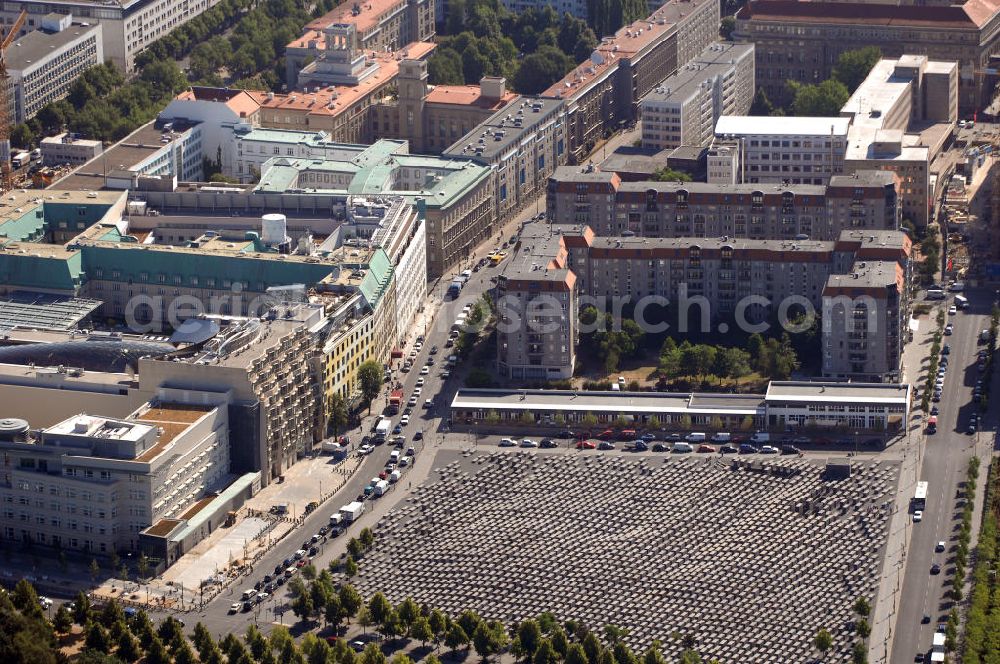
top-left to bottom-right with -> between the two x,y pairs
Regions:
788,79 -> 850,117
831,46 -> 882,93
430,1 -> 595,92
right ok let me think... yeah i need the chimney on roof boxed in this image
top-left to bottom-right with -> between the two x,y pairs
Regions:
480,76 -> 506,101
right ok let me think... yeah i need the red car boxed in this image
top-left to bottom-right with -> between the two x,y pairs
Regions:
296,559 -> 307,568
697,444 -> 716,453
325,636 -> 339,645
597,429 -> 616,440
576,440 -> 597,450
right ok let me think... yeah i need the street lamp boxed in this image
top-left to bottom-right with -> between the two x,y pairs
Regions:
854,430 -> 859,457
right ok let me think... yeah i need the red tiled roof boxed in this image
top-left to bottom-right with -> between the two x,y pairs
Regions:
424,85 -> 516,109
738,0 -> 998,29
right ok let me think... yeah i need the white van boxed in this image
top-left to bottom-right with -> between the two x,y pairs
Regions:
390,450 -> 401,463
241,589 -> 257,601
329,513 -> 343,527
389,470 -> 402,483
685,432 -> 707,443
672,442 -> 693,453
710,432 -> 731,443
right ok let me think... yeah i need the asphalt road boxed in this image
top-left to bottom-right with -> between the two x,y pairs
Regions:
891,289 -> 998,663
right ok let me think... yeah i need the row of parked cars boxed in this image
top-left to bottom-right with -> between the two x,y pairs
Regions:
230,526 -> 342,613
497,436 -> 805,455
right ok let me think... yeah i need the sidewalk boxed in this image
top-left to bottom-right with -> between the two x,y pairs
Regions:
869,310 -> 937,663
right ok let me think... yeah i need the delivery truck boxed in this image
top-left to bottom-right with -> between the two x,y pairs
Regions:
374,418 -> 392,443
339,501 -> 365,523
388,389 -> 403,415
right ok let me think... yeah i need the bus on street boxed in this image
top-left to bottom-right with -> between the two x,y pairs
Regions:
913,481 -> 928,510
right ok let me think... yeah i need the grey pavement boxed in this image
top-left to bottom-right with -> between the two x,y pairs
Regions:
888,289 -> 999,664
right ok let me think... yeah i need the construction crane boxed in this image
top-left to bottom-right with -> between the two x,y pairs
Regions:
0,10 -> 27,191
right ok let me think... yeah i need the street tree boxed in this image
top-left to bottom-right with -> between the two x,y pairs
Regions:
339,584 -> 362,619
445,623 -> 470,653
410,616 -> 433,645
533,639 -> 557,664
360,643 -> 386,664
358,361 -> 383,414
516,619 -> 542,657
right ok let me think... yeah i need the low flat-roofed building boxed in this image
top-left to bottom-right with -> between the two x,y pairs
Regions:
40,133 -> 104,167
50,119 -> 204,191
6,15 -> 103,124
714,115 -> 850,185
245,138 -> 493,279
764,381 -> 910,432
450,380 -> 910,433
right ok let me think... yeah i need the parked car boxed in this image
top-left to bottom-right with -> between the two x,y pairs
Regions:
696,444 -> 716,453
913,510 -> 923,522
598,441 -> 615,450
556,430 -> 575,439
760,445 -> 780,454
652,443 -> 667,453
498,438 -> 517,447
720,444 -> 739,454
540,439 -> 557,448
780,444 -> 801,455
520,438 -> 539,448
576,440 -> 597,450
739,443 -> 758,454
671,442 -> 693,453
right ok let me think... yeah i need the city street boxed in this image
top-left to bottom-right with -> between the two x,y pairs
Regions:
890,289 -> 998,664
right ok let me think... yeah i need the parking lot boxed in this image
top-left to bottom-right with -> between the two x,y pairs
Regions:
354,448 -> 899,663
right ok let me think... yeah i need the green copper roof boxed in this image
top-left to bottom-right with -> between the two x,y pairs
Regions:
81,246 -> 338,292
359,248 -> 392,307
0,250 -> 83,291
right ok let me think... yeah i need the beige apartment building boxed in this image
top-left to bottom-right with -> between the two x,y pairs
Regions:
640,42 -> 755,151
373,59 -> 517,154
495,225 -> 577,381
823,260 -> 908,382
546,167 -> 900,240
540,0 -> 720,162
446,96 -> 568,225
498,222 -> 911,381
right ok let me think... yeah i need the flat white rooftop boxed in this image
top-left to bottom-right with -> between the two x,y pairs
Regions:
716,115 -> 851,137
45,415 -> 152,441
765,381 -> 910,404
